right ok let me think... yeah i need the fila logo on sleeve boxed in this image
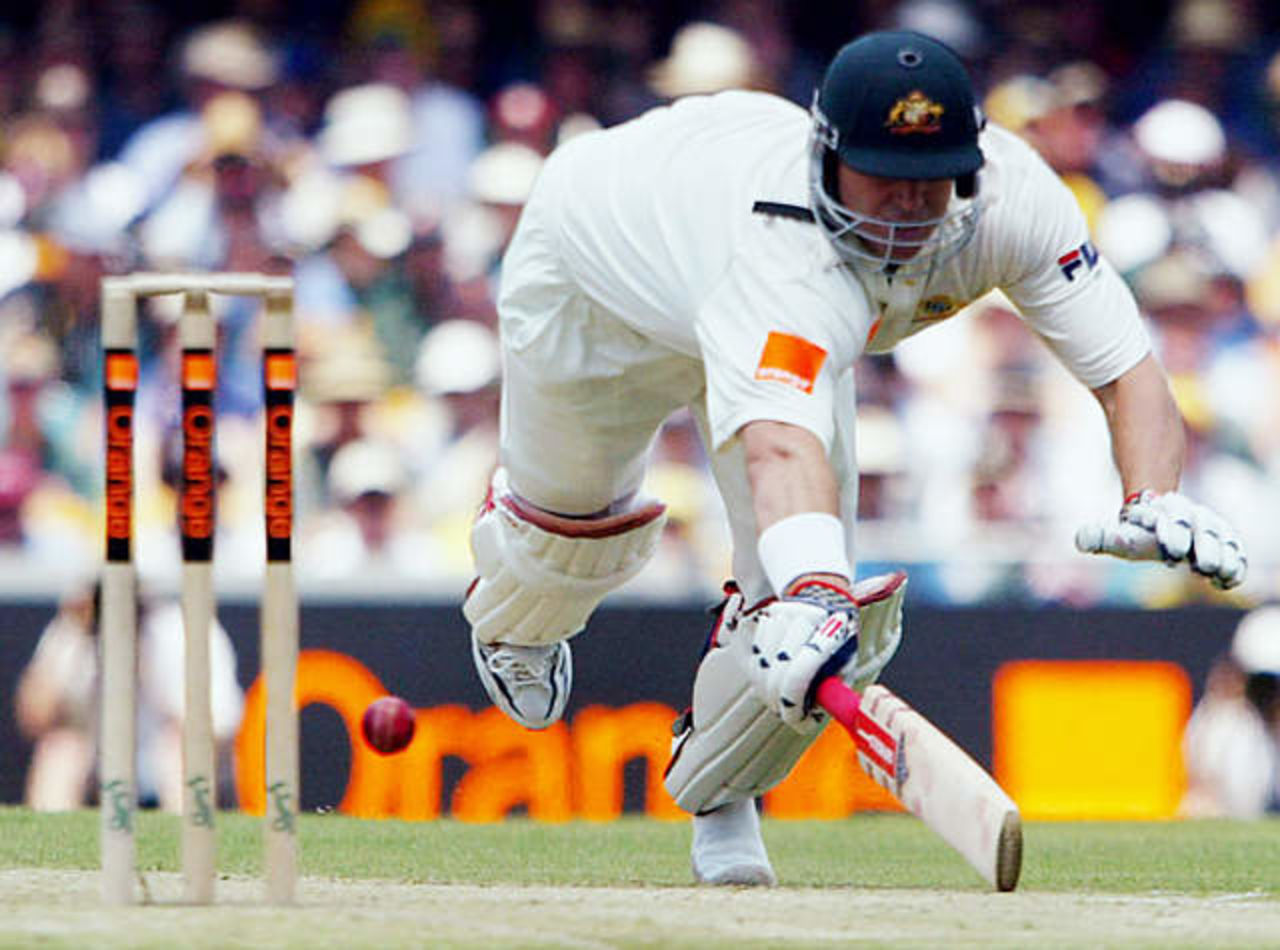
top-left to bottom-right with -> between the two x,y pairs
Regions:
1058,240 -> 1099,282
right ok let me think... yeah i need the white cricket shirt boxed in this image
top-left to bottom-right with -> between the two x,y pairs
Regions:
540,90 -> 1149,451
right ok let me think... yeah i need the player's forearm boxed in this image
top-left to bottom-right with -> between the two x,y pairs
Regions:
1092,353 -> 1184,497
741,420 -> 851,592
741,420 -> 840,529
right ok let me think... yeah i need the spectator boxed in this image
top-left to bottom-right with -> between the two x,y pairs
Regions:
117,19 -> 281,213
409,318 -> 502,583
137,90 -> 288,274
299,436 -> 444,585
297,324 -> 394,511
984,62 -> 1116,229
15,576 -> 244,813
1183,605 -> 1280,817
344,1 -> 485,215
488,82 -> 561,155
137,597 -> 244,813
14,580 -> 98,810
0,329 -> 96,565
647,21 -> 766,100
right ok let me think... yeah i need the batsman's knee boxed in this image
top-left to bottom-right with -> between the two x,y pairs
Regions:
464,468 -> 667,645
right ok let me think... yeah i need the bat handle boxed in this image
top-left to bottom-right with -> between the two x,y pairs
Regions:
816,677 -> 862,731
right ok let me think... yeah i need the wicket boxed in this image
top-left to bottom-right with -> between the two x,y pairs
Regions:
100,272 -> 300,905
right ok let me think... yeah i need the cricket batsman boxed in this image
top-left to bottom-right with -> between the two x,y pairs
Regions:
461,30 -> 1246,885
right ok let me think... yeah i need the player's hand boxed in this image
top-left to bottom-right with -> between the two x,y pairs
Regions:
1074,490 -> 1247,589
749,577 -> 859,729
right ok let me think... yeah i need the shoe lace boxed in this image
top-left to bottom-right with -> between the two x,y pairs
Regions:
487,646 -> 554,686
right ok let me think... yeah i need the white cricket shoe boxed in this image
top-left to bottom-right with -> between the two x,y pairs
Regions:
471,633 -> 572,730
691,798 -> 777,886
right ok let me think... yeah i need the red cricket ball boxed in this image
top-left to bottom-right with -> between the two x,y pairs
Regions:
361,696 -> 416,755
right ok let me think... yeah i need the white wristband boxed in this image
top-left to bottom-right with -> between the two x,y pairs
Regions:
757,512 -> 852,596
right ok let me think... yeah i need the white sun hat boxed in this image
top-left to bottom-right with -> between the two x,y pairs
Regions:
319,83 -> 413,169
648,22 -> 759,98
328,439 -> 407,503
414,319 -> 501,396
468,142 -> 544,206
182,20 -> 279,90
1232,606 -> 1280,675
1134,99 -> 1226,167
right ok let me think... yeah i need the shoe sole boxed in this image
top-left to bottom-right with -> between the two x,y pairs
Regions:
693,863 -> 777,887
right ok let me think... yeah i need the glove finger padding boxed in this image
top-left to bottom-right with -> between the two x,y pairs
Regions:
1189,519 -> 1223,575
1149,494 -> 1194,561
1190,509 -> 1247,589
1212,539 -> 1246,590
1074,521 -> 1161,560
778,613 -> 854,726
749,599 -> 857,730
1075,490 -> 1247,590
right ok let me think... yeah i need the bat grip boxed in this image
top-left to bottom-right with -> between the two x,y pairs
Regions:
815,677 -> 862,730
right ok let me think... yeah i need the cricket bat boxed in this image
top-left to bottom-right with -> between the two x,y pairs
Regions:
816,677 -> 1023,891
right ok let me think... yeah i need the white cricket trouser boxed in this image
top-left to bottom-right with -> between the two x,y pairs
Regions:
495,151 -> 861,603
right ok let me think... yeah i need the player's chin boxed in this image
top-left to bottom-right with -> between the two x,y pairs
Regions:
858,230 -> 930,263
890,227 -> 935,256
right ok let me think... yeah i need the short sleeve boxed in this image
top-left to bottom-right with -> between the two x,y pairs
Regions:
695,215 -> 871,450
995,145 -> 1151,388
1010,257 -> 1151,388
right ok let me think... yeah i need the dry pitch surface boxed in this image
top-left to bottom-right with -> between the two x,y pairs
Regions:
5,869 -> 1280,949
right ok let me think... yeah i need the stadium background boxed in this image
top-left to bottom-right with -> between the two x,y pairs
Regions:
1,0 -> 1278,818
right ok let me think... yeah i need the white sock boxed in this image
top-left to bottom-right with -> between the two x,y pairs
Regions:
690,798 -> 776,886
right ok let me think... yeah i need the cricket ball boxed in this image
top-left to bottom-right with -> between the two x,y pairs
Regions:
361,696 -> 416,755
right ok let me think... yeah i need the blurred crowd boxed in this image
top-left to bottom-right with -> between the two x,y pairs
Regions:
16,577 -> 242,811
1183,603 -> 1280,816
1,0 -> 1280,607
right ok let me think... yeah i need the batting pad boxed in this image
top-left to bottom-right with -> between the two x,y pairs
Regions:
465,468 -> 667,645
846,572 -> 907,690
664,629 -> 820,814
664,572 -> 906,814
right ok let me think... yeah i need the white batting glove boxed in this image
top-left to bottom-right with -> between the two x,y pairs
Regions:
749,579 -> 859,730
1075,490 -> 1247,590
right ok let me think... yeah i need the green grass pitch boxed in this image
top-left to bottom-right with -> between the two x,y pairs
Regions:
3,809 -> 1278,893
2,808 -> 1278,948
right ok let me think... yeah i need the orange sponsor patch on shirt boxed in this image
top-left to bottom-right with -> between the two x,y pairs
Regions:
754,331 -> 827,394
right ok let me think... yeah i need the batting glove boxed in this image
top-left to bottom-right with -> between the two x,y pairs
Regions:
749,579 -> 860,730
1075,489 -> 1247,590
